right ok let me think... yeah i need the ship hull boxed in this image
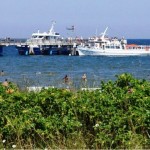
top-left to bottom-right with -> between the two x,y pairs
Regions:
16,45 -> 71,56
77,47 -> 150,56
16,45 -> 29,55
49,46 -> 71,55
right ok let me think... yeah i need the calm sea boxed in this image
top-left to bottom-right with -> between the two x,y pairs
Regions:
0,39 -> 150,89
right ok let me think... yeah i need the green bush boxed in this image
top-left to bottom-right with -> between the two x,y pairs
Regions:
0,73 -> 150,149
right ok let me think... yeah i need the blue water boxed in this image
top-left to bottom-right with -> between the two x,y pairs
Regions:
0,39 -> 150,89
128,39 -> 150,45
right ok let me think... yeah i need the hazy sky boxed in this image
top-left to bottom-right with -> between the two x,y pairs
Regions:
0,0 -> 150,39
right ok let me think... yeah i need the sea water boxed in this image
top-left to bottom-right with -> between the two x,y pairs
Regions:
0,39 -> 150,89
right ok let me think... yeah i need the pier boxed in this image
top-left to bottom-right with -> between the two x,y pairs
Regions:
0,38 -> 82,55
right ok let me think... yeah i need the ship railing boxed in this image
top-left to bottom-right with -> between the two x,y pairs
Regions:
126,45 -> 150,50
26,39 -> 75,46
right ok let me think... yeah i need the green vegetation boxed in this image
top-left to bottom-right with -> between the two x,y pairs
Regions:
0,73 -> 150,149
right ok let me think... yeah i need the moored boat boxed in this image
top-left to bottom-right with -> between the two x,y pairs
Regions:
77,27 -> 150,56
16,22 -> 73,55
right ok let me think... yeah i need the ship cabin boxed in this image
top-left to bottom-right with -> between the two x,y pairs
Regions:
27,21 -> 61,44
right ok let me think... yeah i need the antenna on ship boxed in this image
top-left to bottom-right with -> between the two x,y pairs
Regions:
95,28 -> 98,36
49,20 -> 56,33
101,27 -> 108,39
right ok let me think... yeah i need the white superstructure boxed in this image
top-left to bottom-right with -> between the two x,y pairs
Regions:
27,21 -> 61,45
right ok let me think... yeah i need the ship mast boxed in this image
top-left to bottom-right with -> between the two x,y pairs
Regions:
101,27 -> 108,39
49,21 -> 56,34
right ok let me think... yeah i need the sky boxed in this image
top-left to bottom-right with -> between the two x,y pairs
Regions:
0,0 -> 150,39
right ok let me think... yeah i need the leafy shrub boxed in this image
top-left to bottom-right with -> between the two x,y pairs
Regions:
0,73 -> 150,149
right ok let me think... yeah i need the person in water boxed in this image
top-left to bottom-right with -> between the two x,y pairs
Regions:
2,79 -> 9,87
81,73 -> 87,87
82,73 -> 87,82
0,70 -> 4,76
63,75 -> 69,84
2,79 -> 14,94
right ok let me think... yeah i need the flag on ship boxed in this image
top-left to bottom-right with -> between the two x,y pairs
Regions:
66,25 -> 75,31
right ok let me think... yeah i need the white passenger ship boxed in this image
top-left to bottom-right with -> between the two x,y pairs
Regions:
16,22 -> 73,55
77,27 -> 150,56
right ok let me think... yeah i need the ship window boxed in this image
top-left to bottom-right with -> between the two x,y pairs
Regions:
39,36 -> 43,38
45,36 -> 49,40
32,36 -> 37,38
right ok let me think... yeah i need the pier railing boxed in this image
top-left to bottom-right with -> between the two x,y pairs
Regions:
0,38 -> 83,46
0,42 -> 26,46
26,39 -> 75,46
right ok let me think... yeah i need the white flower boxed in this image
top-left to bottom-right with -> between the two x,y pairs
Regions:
95,123 -> 99,127
12,145 -> 16,148
2,139 -> 6,143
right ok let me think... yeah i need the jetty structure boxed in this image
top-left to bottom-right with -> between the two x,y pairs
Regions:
0,22 -> 80,56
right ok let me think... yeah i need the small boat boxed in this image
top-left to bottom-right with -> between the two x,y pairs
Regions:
16,22 -> 73,55
0,45 -> 3,56
77,27 -> 150,56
